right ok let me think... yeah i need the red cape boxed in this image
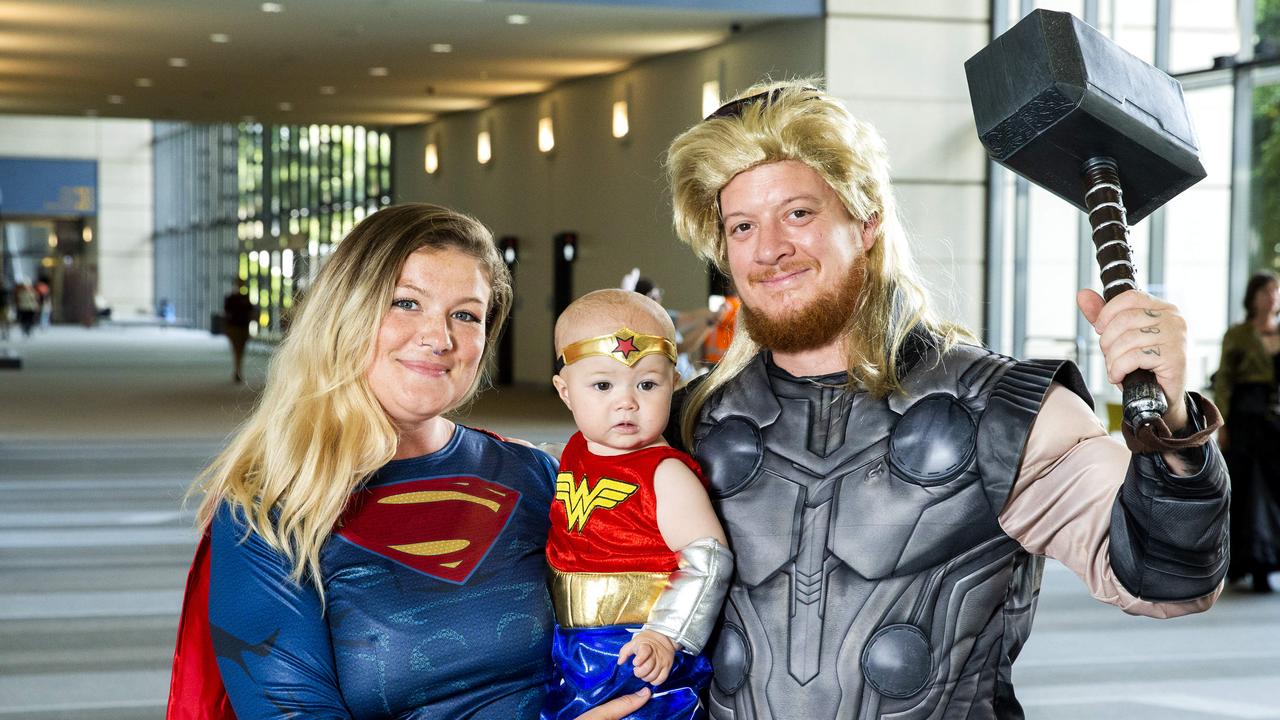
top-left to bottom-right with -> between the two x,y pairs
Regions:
166,533 -> 237,719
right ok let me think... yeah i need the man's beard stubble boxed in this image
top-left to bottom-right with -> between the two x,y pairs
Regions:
739,257 -> 866,354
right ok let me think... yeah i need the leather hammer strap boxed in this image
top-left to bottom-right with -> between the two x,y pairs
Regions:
1121,391 -> 1222,454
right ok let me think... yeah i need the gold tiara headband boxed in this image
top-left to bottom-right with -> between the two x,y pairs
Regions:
555,327 -> 676,373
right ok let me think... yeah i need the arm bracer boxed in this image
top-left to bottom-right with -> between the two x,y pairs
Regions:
1109,392 -> 1230,601
642,537 -> 734,655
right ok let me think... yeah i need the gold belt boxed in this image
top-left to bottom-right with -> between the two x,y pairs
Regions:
549,567 -> 670,627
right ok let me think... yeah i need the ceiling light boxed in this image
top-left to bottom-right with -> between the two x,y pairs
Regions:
319,85 -> 336,95
135,78 -> 153,87
612,100 -> 629,139
477,130 -> 492,165
424,142 -> 439,174
210,33 -> 230,43
107,95 -> 124,104
82,226 -> 93,243
431,43 -> 453,53
261,2 -> 284,12
506,14 -> 530,25
278,101 -> 293,111
168,57 -> 188,68
369,67 -> 389,77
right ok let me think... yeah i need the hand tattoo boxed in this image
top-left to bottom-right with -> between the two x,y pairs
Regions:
1140,325 -> 1161,334
1141,347 -> 1161,357
1143,309 -> 1161,318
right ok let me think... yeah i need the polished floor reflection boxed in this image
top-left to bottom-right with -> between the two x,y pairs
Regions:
0,327 -> 1276,719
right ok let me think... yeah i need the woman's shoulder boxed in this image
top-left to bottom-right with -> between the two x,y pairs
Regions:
457,425 -> 558,475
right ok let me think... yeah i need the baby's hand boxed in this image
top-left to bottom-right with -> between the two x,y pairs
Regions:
617,629 -> 677,685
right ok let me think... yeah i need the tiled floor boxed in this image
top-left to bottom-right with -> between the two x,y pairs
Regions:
1,326 -> 1276,719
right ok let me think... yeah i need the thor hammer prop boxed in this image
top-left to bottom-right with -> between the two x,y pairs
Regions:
965,9 -> 1206,432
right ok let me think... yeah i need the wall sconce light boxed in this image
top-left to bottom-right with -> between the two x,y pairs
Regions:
701,80 -> 720,119
424,139 -> 439,174
538,115 -> 555,154
612,100 -> 629,139
477,128 -> 492,165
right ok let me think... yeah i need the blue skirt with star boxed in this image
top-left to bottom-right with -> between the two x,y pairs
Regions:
541,624 -> 711,720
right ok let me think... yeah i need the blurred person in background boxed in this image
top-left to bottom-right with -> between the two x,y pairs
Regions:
14,282 -> 37,338
0,280 -> 10,340
222,278 -> 255,383
1214,270 -> 1280,593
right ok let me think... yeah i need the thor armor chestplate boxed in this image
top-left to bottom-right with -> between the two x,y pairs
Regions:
689,345 -> 1080,720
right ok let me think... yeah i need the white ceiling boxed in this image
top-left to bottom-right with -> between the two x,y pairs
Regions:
0,0 -> 818,126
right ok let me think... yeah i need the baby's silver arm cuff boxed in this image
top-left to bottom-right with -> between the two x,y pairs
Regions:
642,537 -> 734,655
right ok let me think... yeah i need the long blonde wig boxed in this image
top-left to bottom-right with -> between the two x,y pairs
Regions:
666,80 -> 971,444
193,203 -> 512,595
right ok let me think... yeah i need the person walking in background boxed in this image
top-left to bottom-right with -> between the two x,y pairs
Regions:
1214,271 -> 1280,593
15,282 -> 38,339
223,279 -> 255,383
34,276 -> 51,329
0,281 -> 11,340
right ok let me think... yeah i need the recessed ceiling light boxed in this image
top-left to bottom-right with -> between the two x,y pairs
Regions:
210,33 -> 230,44
431,43 -> 453,53
168,57 -> 188,68
319,85 -> 336,95
369,67 -> 389,77
506,14 -> 530,25
107,95 -> 124,104
135,78 -> 153,87
261,2 -> 284,12
278,101 -> 293,111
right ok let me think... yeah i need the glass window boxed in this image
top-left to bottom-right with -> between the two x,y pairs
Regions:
1166,85 -> 1234,390
1170,0 -> 1241,74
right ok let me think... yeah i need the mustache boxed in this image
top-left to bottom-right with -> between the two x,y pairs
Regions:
748,260 -> 819,284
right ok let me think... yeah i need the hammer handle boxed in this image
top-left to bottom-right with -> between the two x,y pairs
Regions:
1082,157 -> 1168,429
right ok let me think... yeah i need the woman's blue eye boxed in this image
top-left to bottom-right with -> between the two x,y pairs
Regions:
593,382 -> 612,392
453,310 -> 481,323
392,298 -> 418,310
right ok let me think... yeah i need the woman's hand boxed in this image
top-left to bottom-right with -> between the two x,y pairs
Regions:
572,687 -> 651,720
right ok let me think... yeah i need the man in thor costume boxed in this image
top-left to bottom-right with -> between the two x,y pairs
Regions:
663,81 -> 1229,719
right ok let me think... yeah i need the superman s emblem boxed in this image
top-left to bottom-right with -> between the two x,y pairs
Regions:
337,476 -> 518,584
556,472 -> 638,533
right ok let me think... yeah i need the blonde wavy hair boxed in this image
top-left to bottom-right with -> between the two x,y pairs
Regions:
666,79 -> 972,444
193,203 -> 512,595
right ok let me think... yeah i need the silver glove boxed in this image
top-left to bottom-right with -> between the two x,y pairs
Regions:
642,537 -> 733,654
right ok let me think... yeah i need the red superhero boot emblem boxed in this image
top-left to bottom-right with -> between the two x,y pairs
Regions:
337,476 -> 520,584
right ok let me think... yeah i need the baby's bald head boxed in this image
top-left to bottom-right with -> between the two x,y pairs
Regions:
555,288 -> 675,355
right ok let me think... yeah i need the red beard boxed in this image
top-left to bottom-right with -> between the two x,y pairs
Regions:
740,257 -> 864,354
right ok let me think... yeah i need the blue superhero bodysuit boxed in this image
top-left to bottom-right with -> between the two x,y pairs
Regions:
208,425 -> 558,719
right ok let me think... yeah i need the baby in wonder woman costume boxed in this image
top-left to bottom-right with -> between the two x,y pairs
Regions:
542,289 -> 734,720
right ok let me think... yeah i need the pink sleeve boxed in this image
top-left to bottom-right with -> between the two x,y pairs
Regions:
996,384 -> 1221,618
